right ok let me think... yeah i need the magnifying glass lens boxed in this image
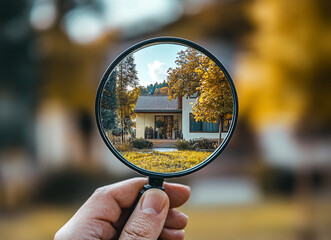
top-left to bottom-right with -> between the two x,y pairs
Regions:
96,39 -> 237,177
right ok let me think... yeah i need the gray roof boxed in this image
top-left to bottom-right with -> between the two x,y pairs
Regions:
134,95 -> 182,113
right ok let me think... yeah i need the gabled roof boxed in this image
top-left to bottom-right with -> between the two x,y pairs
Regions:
134,95 -> 182,113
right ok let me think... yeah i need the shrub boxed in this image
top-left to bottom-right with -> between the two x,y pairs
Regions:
132,138 -> 153,149
195,138 -> 218,150
175,140 -> 196,150
114,142 -> 132,152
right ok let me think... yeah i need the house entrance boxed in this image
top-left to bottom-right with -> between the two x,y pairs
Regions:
155,116 -> 173,139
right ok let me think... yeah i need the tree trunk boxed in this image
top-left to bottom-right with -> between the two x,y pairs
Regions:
121,119 -> 124,143
218,116 -> 224,145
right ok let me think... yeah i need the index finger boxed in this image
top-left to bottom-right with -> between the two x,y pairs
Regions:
77,178 -> 190,224
164,182 -> 191,208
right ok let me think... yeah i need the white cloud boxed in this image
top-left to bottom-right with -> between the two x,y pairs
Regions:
147,60 -> 166,83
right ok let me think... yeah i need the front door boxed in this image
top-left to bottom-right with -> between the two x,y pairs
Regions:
155,116 -> 173,139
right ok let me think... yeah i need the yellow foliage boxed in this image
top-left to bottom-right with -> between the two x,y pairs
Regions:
121,150 -> 211,173
237,0 -> 331,131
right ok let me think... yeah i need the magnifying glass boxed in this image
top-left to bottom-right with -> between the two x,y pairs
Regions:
95,36 -> 238,199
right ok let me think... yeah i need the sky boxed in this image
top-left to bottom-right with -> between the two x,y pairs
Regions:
132,43 -> 187,87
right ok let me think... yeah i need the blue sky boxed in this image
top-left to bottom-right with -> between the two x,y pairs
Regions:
133,43 -> 187,87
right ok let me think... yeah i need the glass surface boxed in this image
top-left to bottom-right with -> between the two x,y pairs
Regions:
99,43 -> 234,173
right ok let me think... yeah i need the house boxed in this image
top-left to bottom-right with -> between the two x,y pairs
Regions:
134,95 -> 230,140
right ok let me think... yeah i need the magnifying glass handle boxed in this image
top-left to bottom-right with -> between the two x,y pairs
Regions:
132,177 -> 165,211
120,177 -> 164,237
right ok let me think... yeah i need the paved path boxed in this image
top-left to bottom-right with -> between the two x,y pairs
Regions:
149,139 -> 177,148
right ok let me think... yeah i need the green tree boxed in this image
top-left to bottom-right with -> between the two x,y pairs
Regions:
101,70 -> 118,132
167,48 -> 233,143
116,54 -> 139,142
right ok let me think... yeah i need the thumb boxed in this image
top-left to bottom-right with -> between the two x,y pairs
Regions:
119,189 -> 169,240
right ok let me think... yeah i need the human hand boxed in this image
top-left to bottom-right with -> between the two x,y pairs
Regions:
54,178 -> 190,240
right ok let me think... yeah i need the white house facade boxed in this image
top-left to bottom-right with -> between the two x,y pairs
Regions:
134,95 -> 229,141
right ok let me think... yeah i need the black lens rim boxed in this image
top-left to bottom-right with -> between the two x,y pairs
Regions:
95,36 -> 238,178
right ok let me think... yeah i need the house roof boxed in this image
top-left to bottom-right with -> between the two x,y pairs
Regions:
134,95 -> 182,113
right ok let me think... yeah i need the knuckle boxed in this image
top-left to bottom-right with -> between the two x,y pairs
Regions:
92,186 -> 114,199
122,219 -> 154,240
93,186 -> 107,196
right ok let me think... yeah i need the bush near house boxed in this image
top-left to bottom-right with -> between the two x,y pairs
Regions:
175,139 -> 196,150
195,138 -> 219,150
175,138 -> 219,150
114,142 -> 132,152
131,138 -> 153,149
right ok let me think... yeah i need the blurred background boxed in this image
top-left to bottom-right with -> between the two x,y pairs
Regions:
0,0 -> 330,239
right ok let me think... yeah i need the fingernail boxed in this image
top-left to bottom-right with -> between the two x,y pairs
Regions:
141,189 -> 168,215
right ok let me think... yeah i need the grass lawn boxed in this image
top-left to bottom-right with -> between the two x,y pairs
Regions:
121,150 -> 211,172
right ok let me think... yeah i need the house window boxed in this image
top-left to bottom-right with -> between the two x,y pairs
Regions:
202,121 -> 219,132
155,115 -> 173,139
189,114 -> 218,132
189,114 -> 229,133
189,114 -> 202,132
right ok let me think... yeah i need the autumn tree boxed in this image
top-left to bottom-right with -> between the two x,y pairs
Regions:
124,86 -> 141,136
159,86 -> 169,95
167,48 -> 233,143
101,70 -> 117,132
193,58 -> 233,141
116,54 -> 139,142
167,48 -> 203,98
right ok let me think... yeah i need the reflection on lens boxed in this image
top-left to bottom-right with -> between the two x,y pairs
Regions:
100,44 -> 233,173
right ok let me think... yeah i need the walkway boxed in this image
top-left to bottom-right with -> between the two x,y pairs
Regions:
149,139 -> 177,148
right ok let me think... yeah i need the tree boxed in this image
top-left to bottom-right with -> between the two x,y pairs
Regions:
116,54 -> 139,142
139,86 -> 148,95
167,48 -> 233,143
101,70 -> 117,132
126,87 -> 141,136
159,86 -> 169,95
193,58 -> 233,142
167,48 -> 203,99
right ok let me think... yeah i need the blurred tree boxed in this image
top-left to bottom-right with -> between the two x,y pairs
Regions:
0,0 -> 38,152
236,1 -> 331,237
237,0 -> 331,136
101,70 -> 117,132
116,55 -> 139,142
168,48 -> 233,142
